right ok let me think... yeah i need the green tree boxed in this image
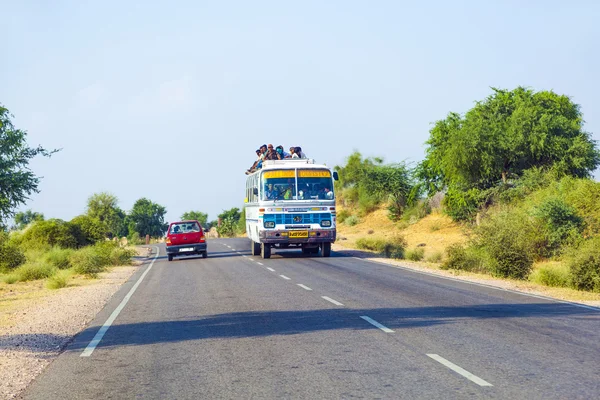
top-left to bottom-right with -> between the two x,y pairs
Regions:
14,209 -> 45,229
217,207 -> 241,237
0,104 -> 58,223
86,192 -> 127,238
180,211 -> 208,226
419,87 -> 600,220
70,215 -> 106,246
128,198 -> 168,237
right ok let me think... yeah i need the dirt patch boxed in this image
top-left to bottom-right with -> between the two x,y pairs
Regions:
338,210 -> 468,258
0,262 -> 142,399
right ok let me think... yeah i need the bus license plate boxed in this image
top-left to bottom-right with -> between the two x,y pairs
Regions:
289,231 -> 308,238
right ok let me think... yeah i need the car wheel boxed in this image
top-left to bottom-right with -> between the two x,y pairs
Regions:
168,254 -> 173,262
202,251 -> 208,258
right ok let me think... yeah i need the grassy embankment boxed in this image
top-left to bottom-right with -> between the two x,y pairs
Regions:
335,174 -> 600,303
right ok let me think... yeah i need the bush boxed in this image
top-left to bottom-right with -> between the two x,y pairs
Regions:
128,232 -> 143,245
475,209 -> 539,278
0,233 -> 26,272
534,198 -> 584,254
18,219 -> 79,249
110,246 -> 135,266
70,215 -> 106,246
399,200 -> 431,224
567,237 -> 600,292
345,215 -> 360,226
3,274 -> 18,284
337,209 -> 351,224
12,261 -> 56,282
442,244 -> 488,273
47,270 -> 71,289
356,235 -> 406,259
444,187 -> 481,222
529,263 -> 571,288
426,251 -> 443,263
44,247 -> 75,270
406,248 -> 425,261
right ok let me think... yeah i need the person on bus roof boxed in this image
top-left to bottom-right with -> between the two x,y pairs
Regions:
295,146 -> 307,159
264,144 -> 282,160
276,145 -> 290,159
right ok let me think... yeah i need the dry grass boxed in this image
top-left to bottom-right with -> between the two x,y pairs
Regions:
337,208 -> 467,261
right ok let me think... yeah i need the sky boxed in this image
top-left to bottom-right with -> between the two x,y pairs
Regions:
2,0 -> 599,223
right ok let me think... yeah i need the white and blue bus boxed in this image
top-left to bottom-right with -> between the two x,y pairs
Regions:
245,159 -> 338,259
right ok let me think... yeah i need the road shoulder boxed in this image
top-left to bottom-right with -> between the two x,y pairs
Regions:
0,253 -> 147,399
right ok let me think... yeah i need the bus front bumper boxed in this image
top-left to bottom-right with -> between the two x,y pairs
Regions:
259,229 -> 336,244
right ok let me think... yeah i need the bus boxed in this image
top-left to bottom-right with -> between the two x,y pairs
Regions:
245,159 -> 339,259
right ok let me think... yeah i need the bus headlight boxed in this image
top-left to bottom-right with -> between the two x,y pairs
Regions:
320,220 -> 331,227
264,221 -> 275,228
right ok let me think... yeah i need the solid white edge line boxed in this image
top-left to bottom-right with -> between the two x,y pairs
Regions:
360,315 -> 394,333
427,354 -> 493,387
322,296 -> 344,306
297,284 -> 313,291
351,256 -> 600,311
266,267 -> 275,272
280,274 -> 291,280
81,246 -> 160,357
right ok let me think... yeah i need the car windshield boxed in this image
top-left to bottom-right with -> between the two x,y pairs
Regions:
170,222 -> 201,234
261,169 -> 334,201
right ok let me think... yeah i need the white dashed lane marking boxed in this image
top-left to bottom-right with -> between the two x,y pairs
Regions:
322,296 -> 344,306
360,315 -> 394,333
427,354 -> 493,387
280,275 -> 291,280
297,284 -> 312,291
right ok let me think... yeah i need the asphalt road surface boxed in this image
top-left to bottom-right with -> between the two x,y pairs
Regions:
23,239 -> 600,399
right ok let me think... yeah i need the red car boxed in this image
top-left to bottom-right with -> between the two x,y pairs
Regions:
165,220 -> 207,261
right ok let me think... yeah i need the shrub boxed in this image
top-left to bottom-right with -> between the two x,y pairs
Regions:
18,219 -> 79,249
442,244 -> 488,273
70,215 -> 106,246
355,235 -> 406,259
3,274 -> 18,284
44,247 -> 75,270
406,248 -> 425,261
128,232 -> 143,245
47,270 -> 71,289
345,215 -> 360,226
534,198 -> 584,254
567,237 -> 600,292
70,246 -> 109,277
475,209 -> 539,278
110,246 -> 135,266
337,209 -> 351,224
399,200 -> 431,224
12,261 -> 56,282
529,263 -> 571,288
429,222 -> 442,232
426,251 -> 443,263
444,187 -> 481,222
0,233 -> 26,272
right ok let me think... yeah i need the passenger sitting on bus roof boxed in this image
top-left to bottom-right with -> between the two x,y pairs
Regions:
295,146 -> 307,159
246,145 -> 267,174
289,147 -> 296,158
264,144 -> 281,160
276,145 -> 290,159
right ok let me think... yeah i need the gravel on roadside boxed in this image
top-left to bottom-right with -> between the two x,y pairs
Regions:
0,265 -> 139,400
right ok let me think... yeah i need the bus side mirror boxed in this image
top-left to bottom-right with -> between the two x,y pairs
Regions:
333,171 -> 339,181
253,188 -> 259,195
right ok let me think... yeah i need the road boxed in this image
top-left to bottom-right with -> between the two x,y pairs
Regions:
23,239 -> 600,399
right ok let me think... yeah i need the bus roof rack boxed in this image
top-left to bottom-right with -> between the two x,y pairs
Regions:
262,159 -> 316,166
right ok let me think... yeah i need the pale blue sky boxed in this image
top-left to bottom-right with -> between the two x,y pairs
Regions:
2,0 -> 599,223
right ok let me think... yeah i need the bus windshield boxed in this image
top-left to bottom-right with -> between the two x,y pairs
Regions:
261,169 -> 334,201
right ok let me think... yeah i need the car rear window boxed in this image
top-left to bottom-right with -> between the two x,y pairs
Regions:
169,222 -> 201,234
